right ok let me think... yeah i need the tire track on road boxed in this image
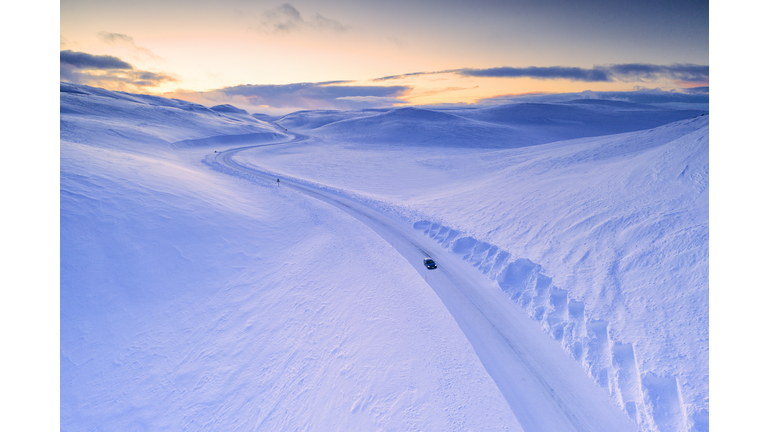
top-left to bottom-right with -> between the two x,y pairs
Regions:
209,141 -> 639,432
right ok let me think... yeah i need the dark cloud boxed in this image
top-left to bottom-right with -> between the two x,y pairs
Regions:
60,50 -> 132,70
60,50 -> 176,90
254,3 -> 349,34
372,71 -> 438,82
605,63 -> 709,83
373,63 -> 709,84
457,66 -> 612,82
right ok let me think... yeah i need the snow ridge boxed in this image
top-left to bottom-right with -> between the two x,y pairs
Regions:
413,220 -> 694,432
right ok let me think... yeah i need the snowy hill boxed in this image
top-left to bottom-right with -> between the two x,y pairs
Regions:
275,109 -> 386,131
239,113 -> 709,431
312,106 -> 537,148
61,83 -> 708,432
454,100 -> 705,142
60,82 -> 287,154
273,101 -> 705,148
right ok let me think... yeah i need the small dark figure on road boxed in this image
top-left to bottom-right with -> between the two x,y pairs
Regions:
277,178 -> 280,187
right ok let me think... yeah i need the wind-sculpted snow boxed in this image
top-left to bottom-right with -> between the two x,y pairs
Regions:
60,82 -> 523,431
314,106 -> 540,148
413,220 -> 698,431
60,83 -> 283,154
61,82 -> 707,432
235,115 -> 709,432
277,102 -> 707,149
453,101 -> 706,143
171,132 -> 289,149
210,104 -> 250,115
275,109 -> 384,131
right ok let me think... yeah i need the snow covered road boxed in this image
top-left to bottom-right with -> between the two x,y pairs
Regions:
213,141 -> 639,432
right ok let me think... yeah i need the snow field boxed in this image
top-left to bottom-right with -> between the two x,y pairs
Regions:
235,114 -> 708,432
413,220 -> 696,432
60,83 -> 708,431
217,150 -> 639,431
60,87 -> 522,430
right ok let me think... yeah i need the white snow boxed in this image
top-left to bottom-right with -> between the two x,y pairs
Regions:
60,82 -> 708,431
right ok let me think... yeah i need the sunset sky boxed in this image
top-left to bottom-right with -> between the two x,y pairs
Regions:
60,0 -> 709,114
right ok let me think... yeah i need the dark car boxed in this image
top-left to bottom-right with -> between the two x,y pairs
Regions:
423,258 -> 437,269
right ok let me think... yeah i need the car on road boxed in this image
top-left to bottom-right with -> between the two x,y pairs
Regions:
423,258 -> 437,269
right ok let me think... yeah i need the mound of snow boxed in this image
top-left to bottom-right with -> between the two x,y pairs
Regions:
314,106 -> 539,148
452,101 -> 706,143
308,103 -> 705,149
210,104 -> 250,115
275,109 -> 384,131
251,112 -> 279,122
60,83 -> 288,154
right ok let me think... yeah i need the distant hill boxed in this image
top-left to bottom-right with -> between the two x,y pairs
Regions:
303,102 -> 705,148
211,104 -> 250,115
275,109 -> 385,131
312,106 -> 537,148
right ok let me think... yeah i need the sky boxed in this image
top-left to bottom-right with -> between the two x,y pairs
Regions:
59,0 -> 709,114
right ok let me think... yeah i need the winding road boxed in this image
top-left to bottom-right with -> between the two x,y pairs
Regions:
209,136 -> 639,432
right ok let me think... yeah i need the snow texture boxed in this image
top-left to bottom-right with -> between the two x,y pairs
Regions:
61,82 -> 708,432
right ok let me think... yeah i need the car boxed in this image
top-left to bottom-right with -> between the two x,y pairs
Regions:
423,258 -> 437,269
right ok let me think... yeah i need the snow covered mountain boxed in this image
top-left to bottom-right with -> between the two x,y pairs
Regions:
61,83 -> 708,431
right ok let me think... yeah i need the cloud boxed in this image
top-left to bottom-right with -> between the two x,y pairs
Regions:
457,66 -> 612,82
98,32 -> 163,60
373,67 -> 613,82
60,50 -> 132,70
372,71 -> 440,82
386,37 -> 407,49
605,63 -> 709,83
169,81 -> 410,114
374,63 -> 709,84
310,13 -> 349,33
336,96 -> 404,104
60,50 -> 176,91
260,3 -> 301,33
254,3 -> 349,34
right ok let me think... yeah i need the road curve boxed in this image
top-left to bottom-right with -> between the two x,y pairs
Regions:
210,140 -> 639,432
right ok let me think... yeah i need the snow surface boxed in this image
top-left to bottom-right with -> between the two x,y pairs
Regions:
61,84 -> 522,431
61,82 -> 708,431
